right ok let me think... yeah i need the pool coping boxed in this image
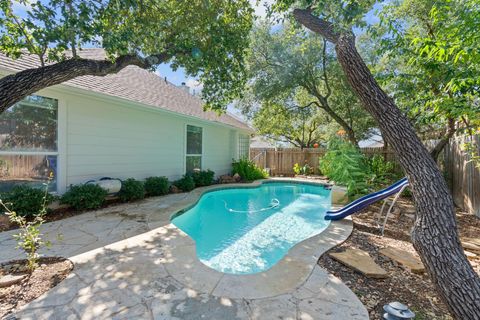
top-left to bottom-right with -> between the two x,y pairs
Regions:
163,178 -> 352,299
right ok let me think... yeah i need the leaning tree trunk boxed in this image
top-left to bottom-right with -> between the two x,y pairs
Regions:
0,52 -> 170,112
293,9 -> 480,319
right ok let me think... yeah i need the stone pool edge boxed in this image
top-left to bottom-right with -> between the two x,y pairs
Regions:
166,178 -> 353,299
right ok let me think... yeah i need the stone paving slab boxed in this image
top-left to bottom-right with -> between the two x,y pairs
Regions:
379,246 -> 425,274
0,179 -> 368,319
330,248 -> 388,279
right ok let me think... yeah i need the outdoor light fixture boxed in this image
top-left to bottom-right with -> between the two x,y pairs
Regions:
383,301 -> 415,320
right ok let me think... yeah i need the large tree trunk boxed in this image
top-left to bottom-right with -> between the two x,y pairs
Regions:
294,9 -> 480,319
0,52 -> 170,112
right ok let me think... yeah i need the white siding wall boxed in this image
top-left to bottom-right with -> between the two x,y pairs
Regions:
59,91 -> 241,190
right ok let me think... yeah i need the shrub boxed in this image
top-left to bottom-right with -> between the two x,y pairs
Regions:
232,158 -> 268,181
1,185 -> 54,217
293,162 -> 312,175
366,154 -> 401,188
60,184 -> 108,210
320,137 -> 369,197
2,183 -> 51,270
144,176 -> 169,196
173,175 -> 195,192
118,178 -> 145,202
190,170 -> 215,187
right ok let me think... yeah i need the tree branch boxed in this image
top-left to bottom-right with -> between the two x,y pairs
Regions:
0,51 -> 171,113
292,8 -> 340,43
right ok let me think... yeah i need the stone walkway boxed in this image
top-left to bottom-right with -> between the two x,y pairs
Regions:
0,181 -> 368,320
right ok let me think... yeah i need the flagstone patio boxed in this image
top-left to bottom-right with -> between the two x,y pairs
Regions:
0,181 -> 368,320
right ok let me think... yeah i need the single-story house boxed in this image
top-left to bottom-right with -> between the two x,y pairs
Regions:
0,49 -> 252,193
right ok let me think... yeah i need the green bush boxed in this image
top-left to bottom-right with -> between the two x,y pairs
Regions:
60,184 -> 108,210
366,154 -> 402,188
144,176 -> 169,196
173,175 -> 195,192
232,158 -> 268,181
190,170 -> 215,187
1,185 -> 54,217
320,137 -> 369,197
293,162 -> 312,175
118,178 -> 145,202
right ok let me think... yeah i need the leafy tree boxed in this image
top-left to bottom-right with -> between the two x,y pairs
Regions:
241,22 -> 375,146
252,100 -> 323,148
273,0 -> 480,317
369,0 -> 480,159
0,0 -> 253,112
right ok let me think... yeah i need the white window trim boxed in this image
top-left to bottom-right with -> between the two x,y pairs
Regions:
0,94 -> 65,193
185,124 -> 203,173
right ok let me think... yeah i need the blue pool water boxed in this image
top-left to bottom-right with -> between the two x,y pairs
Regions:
172,182 -> 331,274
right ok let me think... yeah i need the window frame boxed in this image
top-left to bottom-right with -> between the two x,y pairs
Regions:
0,95 -> 60,192
185,124 -> 203,173
238,133 -> 250,160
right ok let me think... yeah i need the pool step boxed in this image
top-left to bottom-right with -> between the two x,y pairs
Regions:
329,248 -> 388,279
379,247 -> 425,274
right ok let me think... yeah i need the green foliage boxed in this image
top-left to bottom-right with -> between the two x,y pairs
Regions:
365,154 -> 402,188
2,183 -> 52,270
118,178 -> 145,202
232,158 -> 268,181
190,170 -> 215,187
240,22 -> 375,146
293,162 -> 312,175
369,0 -> 480,139
173,175 -> 196,192
60,184 -> 108,211
0,0 -> 254,111
272,0 -> 376,30
1,185 -> 54,217
144,176 -> 169,196
320,138 -> 369,196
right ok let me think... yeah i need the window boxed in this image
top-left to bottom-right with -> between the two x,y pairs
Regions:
0,95 -> 58,192
186,125 -> 202,173
238,134 -> 250,159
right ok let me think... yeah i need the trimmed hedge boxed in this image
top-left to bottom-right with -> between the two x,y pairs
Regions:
118,178 -> 145,202
190,170 -> 215,187
173,175 -> 195,192
144,176 -> 169,196
1,185 -> 54,217
60,184 -> 108,210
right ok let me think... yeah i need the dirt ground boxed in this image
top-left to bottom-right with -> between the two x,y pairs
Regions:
318,197 -> 480,320
0,257 -> 73,319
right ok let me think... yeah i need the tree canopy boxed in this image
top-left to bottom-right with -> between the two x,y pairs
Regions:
0,0 -> 254,111
240,22 -> 375,146
368,0 -> 480,153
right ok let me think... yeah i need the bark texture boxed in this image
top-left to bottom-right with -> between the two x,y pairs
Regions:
0,52 -> 170,112
293,8 -> 480,320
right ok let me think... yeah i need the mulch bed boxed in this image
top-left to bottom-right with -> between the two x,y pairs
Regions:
0,197 -> 125,233
318,197 -> 480,320
0,257 -> 73,319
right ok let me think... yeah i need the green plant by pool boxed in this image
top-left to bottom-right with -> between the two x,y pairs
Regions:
172,182 -> 331,274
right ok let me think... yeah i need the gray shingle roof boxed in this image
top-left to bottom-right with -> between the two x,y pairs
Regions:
0,49 -> 251,131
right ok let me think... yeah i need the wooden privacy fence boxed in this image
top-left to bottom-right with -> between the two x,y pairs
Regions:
251,135 -> 480,217
444,135 -> 480,217
250,147 -> 401,176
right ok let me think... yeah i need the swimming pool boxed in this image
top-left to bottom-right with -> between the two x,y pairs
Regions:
172,182 -> 331,274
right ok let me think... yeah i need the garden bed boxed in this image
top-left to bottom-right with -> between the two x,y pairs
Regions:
0,257 -> 73,318
318,197 -> 479,319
